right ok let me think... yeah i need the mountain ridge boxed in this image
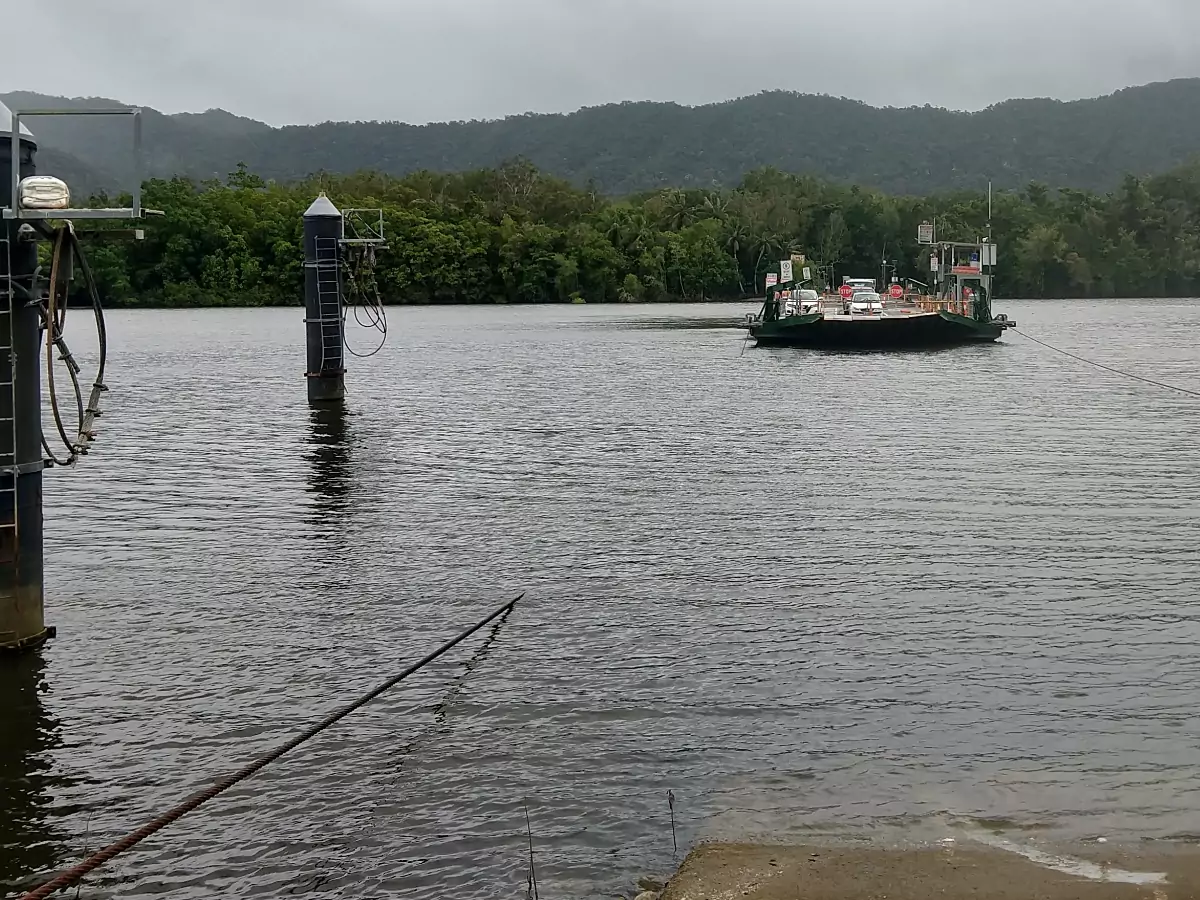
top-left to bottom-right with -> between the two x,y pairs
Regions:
4,79 -> 1200,195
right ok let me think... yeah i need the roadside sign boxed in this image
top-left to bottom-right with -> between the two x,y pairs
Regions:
802,266 -> 812,282
765,273 -> 778,288
930,254 -> 939,272
779,260 -> 793,282
889,283 -> 904,299
839,284 -> 853,299
918,223 -> 935,244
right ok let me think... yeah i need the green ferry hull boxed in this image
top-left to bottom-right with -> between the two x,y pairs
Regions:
751,311 -> 1003,350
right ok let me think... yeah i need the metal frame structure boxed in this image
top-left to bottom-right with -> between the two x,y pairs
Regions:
340,208 -> 386,246
5,107 -> 143,221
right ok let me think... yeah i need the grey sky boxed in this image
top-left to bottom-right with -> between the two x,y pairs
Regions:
11,0 -> 1200,125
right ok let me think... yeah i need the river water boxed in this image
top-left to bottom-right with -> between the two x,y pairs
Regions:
1,299 -> 1198,899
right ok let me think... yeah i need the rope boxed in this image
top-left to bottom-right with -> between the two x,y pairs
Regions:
19,594 -> 524,900
1014,328 -> 1200,399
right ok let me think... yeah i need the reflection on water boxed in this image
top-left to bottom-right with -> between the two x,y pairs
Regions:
307,402 -> 354,520
0,653 -> 69,895
306,401 -> 359,621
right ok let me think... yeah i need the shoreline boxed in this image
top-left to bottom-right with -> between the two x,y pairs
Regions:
651,840 -> 1200,900
93,297 -> 759,310
87,296 -> 1198,311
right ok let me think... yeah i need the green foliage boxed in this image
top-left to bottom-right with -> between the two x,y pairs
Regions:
78,158 -> 1200,307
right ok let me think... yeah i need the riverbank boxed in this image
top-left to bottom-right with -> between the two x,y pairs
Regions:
656,841 -> 1199,900
95,295 -> 756,310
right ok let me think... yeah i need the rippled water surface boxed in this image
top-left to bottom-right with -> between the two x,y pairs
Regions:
2,299 -> 1199,899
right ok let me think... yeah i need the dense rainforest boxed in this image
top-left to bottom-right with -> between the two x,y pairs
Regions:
9,78 -> 1200,196
77,157 -> 1200,307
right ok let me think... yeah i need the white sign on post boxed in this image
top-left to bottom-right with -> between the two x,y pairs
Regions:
930,254 -> 940,272
765,273 -> 779,288
918,223 -> 935,244
802,266 -> 812,282
779,260 -> 793,282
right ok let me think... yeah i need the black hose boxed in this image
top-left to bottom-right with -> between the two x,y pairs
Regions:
69,229 -> 109,446
342,245 -> 387,358
38,227 -> 111,464
70,229 -> 108,387
42,229 -> 80,465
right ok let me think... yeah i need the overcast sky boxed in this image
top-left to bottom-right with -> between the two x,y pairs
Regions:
10,0 -> 1200,125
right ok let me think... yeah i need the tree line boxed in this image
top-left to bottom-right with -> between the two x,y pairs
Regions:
79,158 -> 1200,307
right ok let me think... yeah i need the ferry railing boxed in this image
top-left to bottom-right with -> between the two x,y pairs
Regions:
916,298 -> 974,317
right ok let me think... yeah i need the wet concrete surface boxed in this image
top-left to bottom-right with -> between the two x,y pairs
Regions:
661,842 -> 1200,900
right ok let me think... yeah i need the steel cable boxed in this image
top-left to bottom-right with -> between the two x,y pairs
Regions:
19,594 -> 523,900
1014,328 -> 1200,399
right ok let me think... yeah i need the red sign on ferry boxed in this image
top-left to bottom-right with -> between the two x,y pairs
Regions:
839,284 -> 854,299
889,283 -> 904,299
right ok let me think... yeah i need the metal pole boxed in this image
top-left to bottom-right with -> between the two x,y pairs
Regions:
9,112 -> 18,221
0,110 -> 47,651
132,110 -> 143,218
303,193 -> 345,403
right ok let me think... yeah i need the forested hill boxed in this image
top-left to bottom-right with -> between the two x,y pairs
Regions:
6,79 -> 1200,195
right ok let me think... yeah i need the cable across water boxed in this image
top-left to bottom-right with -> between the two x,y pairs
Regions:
1014,328 -> 1200,399
18,594 -> 524,900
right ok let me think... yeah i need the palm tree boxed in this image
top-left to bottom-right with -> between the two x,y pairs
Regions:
703,193 -> 729,221
752,229 -> 787,292
720,216 -> 752,294
654,189 -> 697,231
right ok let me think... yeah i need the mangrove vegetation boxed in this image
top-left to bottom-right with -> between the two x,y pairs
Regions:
80,158 -> 1200,306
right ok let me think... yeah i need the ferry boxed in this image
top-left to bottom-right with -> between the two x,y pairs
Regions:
748,239 -> 1016,350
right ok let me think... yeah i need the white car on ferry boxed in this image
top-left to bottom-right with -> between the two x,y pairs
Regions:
848,291 -> 883,314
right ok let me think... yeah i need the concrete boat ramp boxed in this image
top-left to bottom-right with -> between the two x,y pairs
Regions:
657,841 -> 1200,900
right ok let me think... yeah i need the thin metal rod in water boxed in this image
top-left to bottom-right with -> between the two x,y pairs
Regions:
524,798 -> 539,900
19,594 -> 524,900
668,790 -> 677,854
